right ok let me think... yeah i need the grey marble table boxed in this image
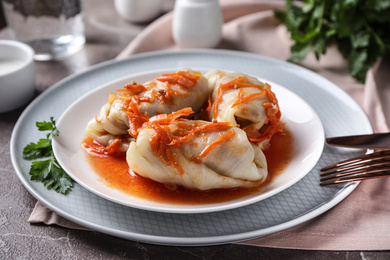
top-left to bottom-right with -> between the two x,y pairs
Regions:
1,0 -> 389,259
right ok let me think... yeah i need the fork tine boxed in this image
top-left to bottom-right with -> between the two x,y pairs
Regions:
320,150 -> 390,171
320,160 -> 390,177
320,150 -> 390,186
320,171 -> 390,186
320,165 -> 390,181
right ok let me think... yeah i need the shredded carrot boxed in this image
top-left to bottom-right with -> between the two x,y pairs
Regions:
264,83 -> 279,105
150,107 -> 193,125
155,71 -> 201,89
213,87 -> 223,122
247,83 -> 282,142
231,92 -> 265,108
212,77 -> 248,120
235,88 -> 245,104
132,94 -> 152,103
197,130 -> 235,159
176,122 -> 232,145
178,70 -> 202,81
127,102 -> 150,138
148,121 -> 187,176
206,96 -> 212,115
116,83 -> 147,97
149,121 -> 176,160
235,82 -> 265,90
194,96 -> 212,121
105,137 -> 123,155
82,136 -> 125,157
165,148 -> 184,176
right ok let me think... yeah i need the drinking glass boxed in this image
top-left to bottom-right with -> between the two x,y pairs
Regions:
2,0 -> 85,60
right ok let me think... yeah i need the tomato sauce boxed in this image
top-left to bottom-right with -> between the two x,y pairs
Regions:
82,126 -> 293,205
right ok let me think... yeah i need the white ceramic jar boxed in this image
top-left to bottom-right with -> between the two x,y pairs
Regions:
172,0 -> 223,48
114,0 -> 163,23
0,40 -> 35,113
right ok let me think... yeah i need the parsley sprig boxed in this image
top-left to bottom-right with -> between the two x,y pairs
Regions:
275,0 -> 390,83
23,117 -> 74,194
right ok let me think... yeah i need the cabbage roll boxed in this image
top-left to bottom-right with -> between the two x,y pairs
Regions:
86,69 -> 211,150
205,70 -> 282,149
126,109 -> 268,190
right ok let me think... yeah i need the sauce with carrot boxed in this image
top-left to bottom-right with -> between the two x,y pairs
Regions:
82,125 -> 293,205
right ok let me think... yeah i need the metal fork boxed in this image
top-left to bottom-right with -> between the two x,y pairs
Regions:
320,150 -> 390,186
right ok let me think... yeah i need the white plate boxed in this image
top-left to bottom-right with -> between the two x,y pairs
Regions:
10,49 -> 372,245
52,69 -> 325,214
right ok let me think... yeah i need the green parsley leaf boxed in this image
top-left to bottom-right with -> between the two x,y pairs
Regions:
36,121 -> 54,131
274,0 -> 390,83
23,139 -> 52,159
370,0 -> 390,11
23,117 -> 74,194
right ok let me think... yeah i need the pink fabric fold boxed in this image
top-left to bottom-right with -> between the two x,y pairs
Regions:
364,58 -> 390,133
29,201 -> 89,230
29,0 -> 390,250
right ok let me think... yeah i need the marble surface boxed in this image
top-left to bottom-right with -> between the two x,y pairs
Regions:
1,0 -> 390,259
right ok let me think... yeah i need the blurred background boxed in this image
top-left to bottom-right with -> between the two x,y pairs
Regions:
0,4 -> 5,29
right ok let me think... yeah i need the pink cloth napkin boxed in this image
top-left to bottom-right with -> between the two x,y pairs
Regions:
29,0 -> 390,250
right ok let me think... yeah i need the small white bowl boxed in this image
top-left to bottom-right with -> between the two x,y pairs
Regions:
114,0 -> 162,23
0,40 -> 35,113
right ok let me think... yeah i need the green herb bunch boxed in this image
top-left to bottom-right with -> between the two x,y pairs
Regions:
274,0 -> 390,83
23,117 -> 74,194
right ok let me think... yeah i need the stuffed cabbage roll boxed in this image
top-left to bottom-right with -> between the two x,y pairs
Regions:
126,108 -> 268,191
205,70 -> 282,149
86,69 -> 211,150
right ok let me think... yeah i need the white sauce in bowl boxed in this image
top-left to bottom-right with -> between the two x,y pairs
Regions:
0,59 -> 24,76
